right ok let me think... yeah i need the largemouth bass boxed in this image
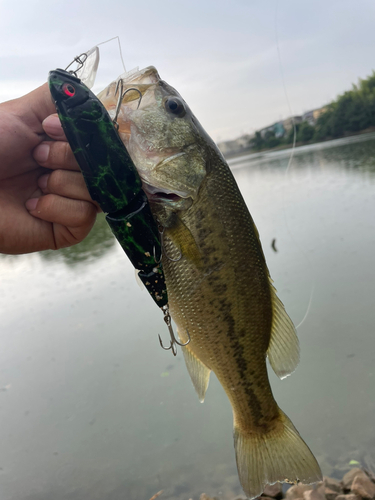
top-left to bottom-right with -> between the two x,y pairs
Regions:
98,67 -> 322,498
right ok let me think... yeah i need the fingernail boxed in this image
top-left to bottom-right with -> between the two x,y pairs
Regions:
33,143 -> 50,163
42,115 -> 63,135
38,174 -> 50,189
25,198 -> 39,211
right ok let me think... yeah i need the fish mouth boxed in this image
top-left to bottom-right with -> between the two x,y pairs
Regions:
139,151 -> 193,204
142,182 -> 188,204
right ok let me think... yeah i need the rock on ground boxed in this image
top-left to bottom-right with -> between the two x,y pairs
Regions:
262,483 -> 283,498
324,477 -> 343,494
336,494 -> 362,500
303,483 -> 326,500
194,467 -> 375,500
286,483 -> 314,500
351,474 -> 375,499
342,469 -> 368,490
325,487 -> 340,500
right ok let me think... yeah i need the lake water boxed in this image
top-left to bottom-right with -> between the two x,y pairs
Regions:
1,133 -> 375,500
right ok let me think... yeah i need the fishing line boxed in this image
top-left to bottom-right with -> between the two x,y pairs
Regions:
275,0 -> 297,170
97,36 -> 127,73
274,0 -> 314,330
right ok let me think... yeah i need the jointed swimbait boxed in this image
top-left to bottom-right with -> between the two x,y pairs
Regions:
48,69 -> 168,308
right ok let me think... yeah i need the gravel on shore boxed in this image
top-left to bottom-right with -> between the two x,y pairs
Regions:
155,467 -> 375,500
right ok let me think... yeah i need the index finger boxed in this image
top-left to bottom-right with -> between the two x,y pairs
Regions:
42,114 -> 67,141
33,140 -> 80,171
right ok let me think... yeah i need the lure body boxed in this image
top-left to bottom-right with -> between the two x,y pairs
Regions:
48,69 -> 168,307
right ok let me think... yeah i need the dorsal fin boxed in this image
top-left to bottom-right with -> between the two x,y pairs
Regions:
267,279 -> 300,379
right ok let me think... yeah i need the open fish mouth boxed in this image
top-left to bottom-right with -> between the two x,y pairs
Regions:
140,151 -> 191,204
150,192 -> 184,203
142,182 -> 188,203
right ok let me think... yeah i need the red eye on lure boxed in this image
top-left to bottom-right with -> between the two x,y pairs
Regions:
63,83 -> 75,97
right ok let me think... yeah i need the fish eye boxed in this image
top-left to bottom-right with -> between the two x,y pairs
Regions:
164,97 -> 186,117
63,83 -> 75,97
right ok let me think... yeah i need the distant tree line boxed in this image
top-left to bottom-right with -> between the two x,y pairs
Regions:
251,71 -> 375,151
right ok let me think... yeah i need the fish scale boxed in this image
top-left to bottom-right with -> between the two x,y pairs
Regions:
164,166 -> 276,428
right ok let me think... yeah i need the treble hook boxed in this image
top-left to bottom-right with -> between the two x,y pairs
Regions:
113,79 -> 142,130
157,223 -> 182,262
65,53 -> 88,77
153,244 -> 162,264
158,305 -> 190,356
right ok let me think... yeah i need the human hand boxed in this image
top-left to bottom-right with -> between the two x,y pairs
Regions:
0,83 -> 98,254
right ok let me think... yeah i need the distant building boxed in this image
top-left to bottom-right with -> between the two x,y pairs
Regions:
282,116 -> 302,132
260,124 -> 275,138
302,106 -> 328,126
302,110 -> 315,126
217,134 -> 254,156
313,106 -> 328,122
273,122 -> 285,138
259,122 -> 285,139
218,106 -> 329,156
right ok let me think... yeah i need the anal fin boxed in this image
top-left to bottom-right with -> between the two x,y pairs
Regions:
267,280 -> 300,379
182,344 -> 211,403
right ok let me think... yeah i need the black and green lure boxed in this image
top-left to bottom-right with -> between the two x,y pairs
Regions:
48,69 -> 168,308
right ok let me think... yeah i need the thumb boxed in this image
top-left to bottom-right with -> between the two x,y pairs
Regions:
29,83 -> 67,140
23,82 -> 58,122
15,82 -> 62,136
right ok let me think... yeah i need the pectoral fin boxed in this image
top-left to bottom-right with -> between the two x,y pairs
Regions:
182,344 -> 211,402
267,280 -> 300,379
166,218 -> 204,269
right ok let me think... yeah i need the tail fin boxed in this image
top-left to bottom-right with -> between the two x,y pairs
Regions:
233,409 -> 322,499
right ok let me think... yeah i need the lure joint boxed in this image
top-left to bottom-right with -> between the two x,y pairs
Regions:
159,305 -> 190,356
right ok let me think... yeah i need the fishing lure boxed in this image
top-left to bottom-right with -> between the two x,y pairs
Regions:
48,68 -> 186,352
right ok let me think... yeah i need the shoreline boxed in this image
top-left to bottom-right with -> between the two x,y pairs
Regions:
223,127 -> 375,160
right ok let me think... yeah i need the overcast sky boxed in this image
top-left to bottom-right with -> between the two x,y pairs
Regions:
1,0 -> 375,141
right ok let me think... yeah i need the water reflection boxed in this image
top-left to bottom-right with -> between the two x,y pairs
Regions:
230,133 -> 375,483
0,134 -> 375,499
